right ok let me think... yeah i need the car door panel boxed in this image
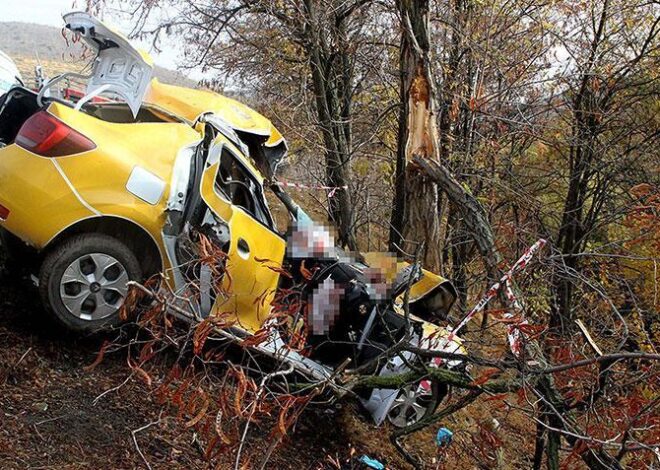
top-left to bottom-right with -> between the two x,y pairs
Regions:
200,137 -> 285,333
216,208 -> 286,332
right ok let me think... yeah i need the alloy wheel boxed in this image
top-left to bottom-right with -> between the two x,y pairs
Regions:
387,384 -> 436,428
59,253 -> 129,321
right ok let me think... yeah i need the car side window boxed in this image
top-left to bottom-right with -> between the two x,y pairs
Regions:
215,147 -> 274,228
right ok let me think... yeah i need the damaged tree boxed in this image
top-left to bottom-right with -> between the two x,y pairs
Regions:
390,0 -> 443,271
393,0 -> 504,280
392,0 -> 503,280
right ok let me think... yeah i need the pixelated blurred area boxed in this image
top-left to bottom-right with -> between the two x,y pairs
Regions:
287,218 -> 337,259
310,277 -> 343,335
363,252 -> 399,301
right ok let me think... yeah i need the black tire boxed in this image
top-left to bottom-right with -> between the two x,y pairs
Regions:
39,234 -> 142,333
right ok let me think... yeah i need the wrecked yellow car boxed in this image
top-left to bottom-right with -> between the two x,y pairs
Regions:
0,12 -> 465,427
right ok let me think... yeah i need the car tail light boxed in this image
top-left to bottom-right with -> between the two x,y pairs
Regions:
0,204 -> 9,221
16,111 -> 96,157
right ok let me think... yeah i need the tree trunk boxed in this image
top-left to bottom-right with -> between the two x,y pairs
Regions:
388,29 -> 409,254
393,0 -> 443,271
551,0 -> 609,331
302,0 -> 359,251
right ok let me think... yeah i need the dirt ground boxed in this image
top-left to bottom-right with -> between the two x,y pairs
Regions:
0,275 -> 538,470
0,277 -> 424,469
0,277 -> 357,469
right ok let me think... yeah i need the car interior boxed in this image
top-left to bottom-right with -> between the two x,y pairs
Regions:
0,88 -> 40,147
215,146 -> 275,228
0,86 -> 181,149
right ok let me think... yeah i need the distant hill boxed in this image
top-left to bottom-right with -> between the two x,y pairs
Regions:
0,21 -> 197,88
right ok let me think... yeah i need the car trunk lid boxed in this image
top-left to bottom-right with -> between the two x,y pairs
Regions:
63,11 -> 154,117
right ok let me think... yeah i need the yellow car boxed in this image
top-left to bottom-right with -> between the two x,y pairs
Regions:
0,12 -> 288,331
0,13 -> 464,427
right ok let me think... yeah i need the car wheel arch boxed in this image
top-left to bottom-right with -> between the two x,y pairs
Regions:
44,216 -> 163,279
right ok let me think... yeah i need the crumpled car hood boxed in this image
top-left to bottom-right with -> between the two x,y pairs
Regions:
61,12 -> 287,176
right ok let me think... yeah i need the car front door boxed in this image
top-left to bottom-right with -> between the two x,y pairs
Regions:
199,135 -> 286,333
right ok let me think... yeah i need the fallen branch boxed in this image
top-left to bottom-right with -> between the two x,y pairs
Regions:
412,155 -> 502,281
131,412 -> 163,470
575,319 -> 604,356
533,352 -> 660,375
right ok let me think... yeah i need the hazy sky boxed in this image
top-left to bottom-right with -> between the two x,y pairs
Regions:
0,0 -> 193,76
0,0 -> 76,26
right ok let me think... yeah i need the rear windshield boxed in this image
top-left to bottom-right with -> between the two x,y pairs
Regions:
81,102 -> 184,124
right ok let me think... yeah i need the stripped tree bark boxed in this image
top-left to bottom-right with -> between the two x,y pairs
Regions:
390,0 -> 443,271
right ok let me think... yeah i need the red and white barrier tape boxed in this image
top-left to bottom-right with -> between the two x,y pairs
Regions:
504,280 -> 526,356
276,180 -> 348,198
444,239 -> 547,355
